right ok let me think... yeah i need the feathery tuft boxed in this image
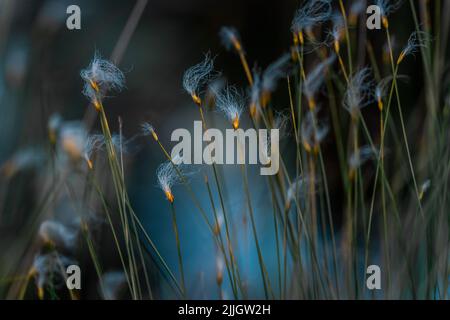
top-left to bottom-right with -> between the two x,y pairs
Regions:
32,252 -> 77,299
214,85 -> 245,129
303,55 -> 336,109
397,31 -> 430,65
80,52 -> 125,108
291,0 -> 332,36
376,0 -> 403,18
1,147 -> 46,177
343,68 -> 374,117
249,69 -> 262,116
141,122 -> 158,141
300,108 -> 328,154
156,152 -> 185,203
39,220 -> 78,251
349,145 -> 379,170
182,53 -> 216,106
262,54 -> 291,95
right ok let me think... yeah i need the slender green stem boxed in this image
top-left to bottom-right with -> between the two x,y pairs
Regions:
170,202 -> 186,298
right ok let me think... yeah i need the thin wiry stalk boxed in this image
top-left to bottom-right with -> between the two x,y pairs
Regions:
97,104 -> 139,299
169,202 -> 186,298
196,99 -> 244,298
316,148 -> 339,297
239,52 -> 253,86
90,175 -> 135,297
338,0 -> 353,76
240,161 -> 273,299
259,107 -> 329,296
118,122 -> 153,299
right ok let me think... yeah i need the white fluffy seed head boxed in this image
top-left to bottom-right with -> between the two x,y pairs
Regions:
376,0 -> 403,17
350,0 -> 365,17
262,54 -> 291,94
399,31 -> 430,61
48,113 -> 62,133
420,179 -> 431,195
300,108 -> 329,152
214,85 -> 245,129
273,111 -> 290,138
343,68 -> 374,116
83,134 -> 104,161
59,122 -> 89,161
250,70 -> 261,104
80,52 -> 125,102
248,70 -> 262,116
141,122 -> 159,141
291,0 -> 332,34
1,147 -> 46,177
32,252 -> 77,292
348,145 -> 379,169
205,77 -> 226,107
38,220 -> 78,251
141,122 -> 155,136
182,53 -> 216,103
57,122 -> 121,168
286,176 -> 311,204
375,76 -> 395,102
303,55 -> 336,100
328,12 -> 344,43
101,271 -> 127,300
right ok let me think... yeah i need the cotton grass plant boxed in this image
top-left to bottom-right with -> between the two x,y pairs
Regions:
1,0 -> 450,300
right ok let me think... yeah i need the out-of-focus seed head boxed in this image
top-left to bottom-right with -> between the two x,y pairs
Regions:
38,220 -> 78,251
156,152 -> 185,203
219,26 -> 243,53
300,108 -> 328,154
1,147 -> 46,178
31,252 -> 77,299
397,31 -> 430,65
303,55 -> 336,109
261,54 -> 291,100
141,122 -> 159,141
291,0 -> 332,41
100,271 -> 127,300
349,0 -> 365,25
343,68 -> 374,118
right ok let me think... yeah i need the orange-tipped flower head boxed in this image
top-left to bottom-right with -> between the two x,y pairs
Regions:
301,109 -> 328,154
80,52 -> 125,111
141,123 -> 159,141
156,153 -> 184,204
397,31 -> 429,66
215,86 -> 244,130
32,252 -> 77,300
291,0 -> 332,43
183,53 -> 217,107
232,114 -> 240,130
